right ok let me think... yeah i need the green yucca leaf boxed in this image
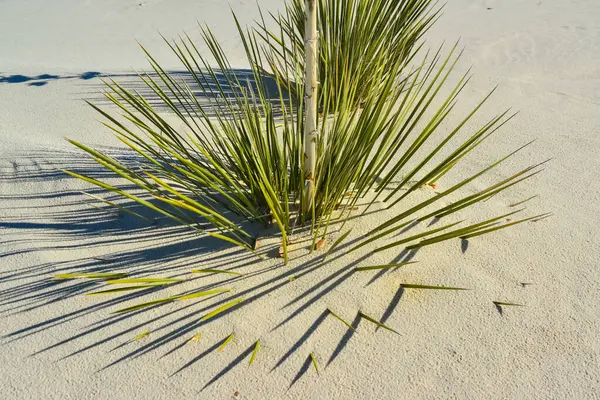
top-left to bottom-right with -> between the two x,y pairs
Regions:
65,0 -> 544,272
55,272 -> 128,280
347,220 -> 415,255
374,221 -> 463,253
144,170 -> 247,234
460,213 -> 552,240
202,298 -> 244,321
249,340 -> 261,366
310,352 -> 319,375
178,288 -> 232,300
358,311 -> 399,334
400,284 -> 469,290
493,301 -> 525,307
327,308 -> 357,332
323,229 -> 352,260
364,142 -> 538,239
260,0 -> 439,111
113,288 -> 231,312
379,47 -> 487,208
531,213 -> 553,223
419,164 -> 545,221
132,331 -> 150,341
86,284 -> 163,296
188,332 -> 201,343
114,296 -> 181,313
509,195 -> 539,208
107,278 -> 184,285
191,269 -> 245,276
354,261 -> 417,271
61,169 -> 171,220
81,191 -> 153,222
406,210 -> 525,250
219,333 -> 235,352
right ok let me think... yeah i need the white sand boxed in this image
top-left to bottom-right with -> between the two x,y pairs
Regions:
1,0 -> 599,399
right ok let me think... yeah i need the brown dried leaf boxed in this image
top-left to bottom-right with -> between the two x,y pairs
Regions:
316,238 -> 327,250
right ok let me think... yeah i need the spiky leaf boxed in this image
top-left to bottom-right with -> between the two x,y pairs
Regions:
218,333 -> 235,352
202,298 -> 244,321
358,311 -> 399,334
55,273 -> 127,280
86,284 -> 163,296
249,340 -> 261,366
355,261 -> 417,272
191,269 -> 244,276
400,284 -> 469,290
327,308 -> 356,332
107,278 -> 184,285
310,352 -> 319,375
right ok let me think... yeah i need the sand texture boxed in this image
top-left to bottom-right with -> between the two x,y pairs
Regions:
1,0 -> 599,399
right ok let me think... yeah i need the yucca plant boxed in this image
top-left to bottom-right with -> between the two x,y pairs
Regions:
65,1 -> 547,269
257,0 -> 440,111
45,1 -> 552,385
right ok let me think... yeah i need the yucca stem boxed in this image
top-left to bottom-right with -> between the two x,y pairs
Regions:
303,0 -> 319,214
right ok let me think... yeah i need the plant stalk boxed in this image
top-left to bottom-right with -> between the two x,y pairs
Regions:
303,0 -> 319,214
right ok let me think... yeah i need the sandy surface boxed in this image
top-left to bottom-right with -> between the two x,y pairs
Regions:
1,0 -> 599,399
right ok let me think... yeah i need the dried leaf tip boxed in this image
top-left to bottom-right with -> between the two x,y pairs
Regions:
493,301 -> 525,307
189,333 -> 201,343
249,340 -> 261,366
316,238 -> 327,250
218,333 -> 235,352
310,352 -> 319,375
133,330 -> 150,341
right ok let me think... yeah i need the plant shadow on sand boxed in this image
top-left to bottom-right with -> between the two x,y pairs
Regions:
1,64 -> 536,390
46,68 -> 289,118
1,69 -> 278,90
1,69 -> 289,120
0,138 -> 399,390
0,72 -> 107,87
